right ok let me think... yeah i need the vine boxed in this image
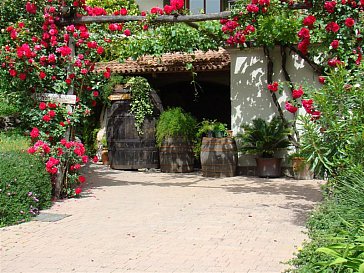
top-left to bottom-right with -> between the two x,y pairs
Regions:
127,77 -> 154,135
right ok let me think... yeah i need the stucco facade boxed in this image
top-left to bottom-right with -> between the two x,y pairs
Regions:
229,47 -> 320,169
135,0 -> 163,12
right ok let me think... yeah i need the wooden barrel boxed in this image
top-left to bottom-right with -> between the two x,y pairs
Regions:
200,137 -> 237,177
159,137 -> 194,173
107,99 -> 159,170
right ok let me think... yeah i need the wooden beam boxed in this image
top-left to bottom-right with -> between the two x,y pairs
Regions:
60,11 -> 232,25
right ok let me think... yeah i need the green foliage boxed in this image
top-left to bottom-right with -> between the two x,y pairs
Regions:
128,77 -> 154,135
193,120 -> 228,158
156,107 -> 197,147
288,166 -> 364,273
0,133 -> 51,227
237,116 -> 291,158
85,0 -> 139,14
297,66 -> 364,178
117,21 -> 224,61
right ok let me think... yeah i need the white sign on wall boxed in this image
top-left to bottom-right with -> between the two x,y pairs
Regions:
34,93 -> 77,104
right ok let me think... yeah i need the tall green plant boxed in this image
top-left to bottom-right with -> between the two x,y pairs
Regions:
298,66 -> 364,178
156,107 -> 197,147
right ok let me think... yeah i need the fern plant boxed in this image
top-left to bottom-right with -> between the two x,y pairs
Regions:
237,116 -> 291,158
156,107 -> 197,147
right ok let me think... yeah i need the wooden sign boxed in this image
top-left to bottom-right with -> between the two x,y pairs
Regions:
34,93 -> 77,104
108,93 -> 131,101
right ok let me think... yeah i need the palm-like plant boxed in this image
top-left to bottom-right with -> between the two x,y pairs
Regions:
237,117 -> 291,158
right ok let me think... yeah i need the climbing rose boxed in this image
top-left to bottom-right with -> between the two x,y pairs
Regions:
302,99 -> 314,114
30,127 -> 40,138
78,176 -> 86,183
39,102 -> 47,110
42,115 -> 51,122
285,101 -> 298,113
171,0 -> 184,9
292,86 -> 304,99
124,29 -> 131,36
326,22 -> 340,33
25,2 -> 37,14
331,39 -> 339,49
267,82 -> 278,92
75,187 -> 82,195
247,4 -> 259,12
345,18 -> 355,27
298,28 -> 310,39
93,156 -> 98,163
303,15 -> 316,26
164,5 -> 174,14
318,76 -> 326,84
39,71 -> 46,79
324,1 -> 336,13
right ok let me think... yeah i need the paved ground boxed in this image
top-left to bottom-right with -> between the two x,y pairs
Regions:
1,164 -> 322,273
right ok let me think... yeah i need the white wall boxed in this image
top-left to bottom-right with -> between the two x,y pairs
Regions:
135,0 -> 163,12
229,46 -> 320,166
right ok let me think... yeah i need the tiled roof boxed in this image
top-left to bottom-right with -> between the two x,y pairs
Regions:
94,48 -> 230,75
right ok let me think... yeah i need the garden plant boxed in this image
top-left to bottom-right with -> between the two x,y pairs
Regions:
0,1 -> 363,270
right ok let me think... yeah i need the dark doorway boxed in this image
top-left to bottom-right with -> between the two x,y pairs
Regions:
159,80 -> 231,128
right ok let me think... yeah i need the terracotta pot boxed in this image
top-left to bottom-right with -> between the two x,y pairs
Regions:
101,149 -> 109,165
255,158 -> 282,178
292,157 -> 313,180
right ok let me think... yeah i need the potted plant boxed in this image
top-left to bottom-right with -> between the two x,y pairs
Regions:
236,117 -> 291,178
100,135 -> 109,165
289,150 -> 314,180
193,120 -> 237,177
156,107 -> 197,173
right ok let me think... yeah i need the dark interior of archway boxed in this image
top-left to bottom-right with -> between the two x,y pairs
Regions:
158,81 -> 231,128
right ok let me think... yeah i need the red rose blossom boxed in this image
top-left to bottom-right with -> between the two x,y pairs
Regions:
330,39 -> 339,49
345,17 -> 355,27
30,127 -> 40,138
285,101 -> 298,113
267,82 -> 279,92
75,187 -> 82,195
78,175 -> 86,183
292,86 -> 304,99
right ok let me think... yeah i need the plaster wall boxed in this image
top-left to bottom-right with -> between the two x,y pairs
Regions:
230,47 -> 321,167
135,0 -> 163,11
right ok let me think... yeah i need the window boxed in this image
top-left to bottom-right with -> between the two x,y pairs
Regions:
163,0 -> 230,13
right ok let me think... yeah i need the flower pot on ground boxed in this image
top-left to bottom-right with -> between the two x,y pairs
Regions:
195,120 -> 237,177
156,107 -> 197,173
292,157 -> 313,180
237,117 -> 291,178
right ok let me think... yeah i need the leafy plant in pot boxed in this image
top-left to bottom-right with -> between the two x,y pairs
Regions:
156,107 -> 197,173
237,117 -> 291,178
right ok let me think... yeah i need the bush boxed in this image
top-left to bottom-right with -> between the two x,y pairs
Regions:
0,133 -> 52,227
156,107 -> 197,147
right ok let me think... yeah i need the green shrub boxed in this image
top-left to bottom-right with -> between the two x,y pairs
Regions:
156,107 -> 197,147
0,133 -> 52,227
287,166 -> 364,272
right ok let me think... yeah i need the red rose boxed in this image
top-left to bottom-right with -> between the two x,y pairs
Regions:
75,187 -> 82,195
324,1 -> 336,13
267,82 -> 279,92
303,15 -> 316,26
292,86 -> 304,99
48,110 -> 56,118
25,2 -> 37,14
30,127 -> 40,138
326,22 -> 340,33
164,5 -> 174,14
345,18 -> 355,27
42,115 -> 51,122
18,73 -> 27,81
318,76 -> 326,84
78,175 -> 86,183
39,102 -> 47,110
285,101 -> 298,113
124,29 -> 131,36
39,71 -> 46,79
81,156 -> 88,163
93,91 -> 99,97
28,147 -> 36,154
120,8 -> 128,15
93,156 -> 99,163
247,4 -> 259,12
171,0 -> 184,9
298,27 -> 310,39
9,69 -> 17,77
96,46 -> 104,55
330,39 -> 339,49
